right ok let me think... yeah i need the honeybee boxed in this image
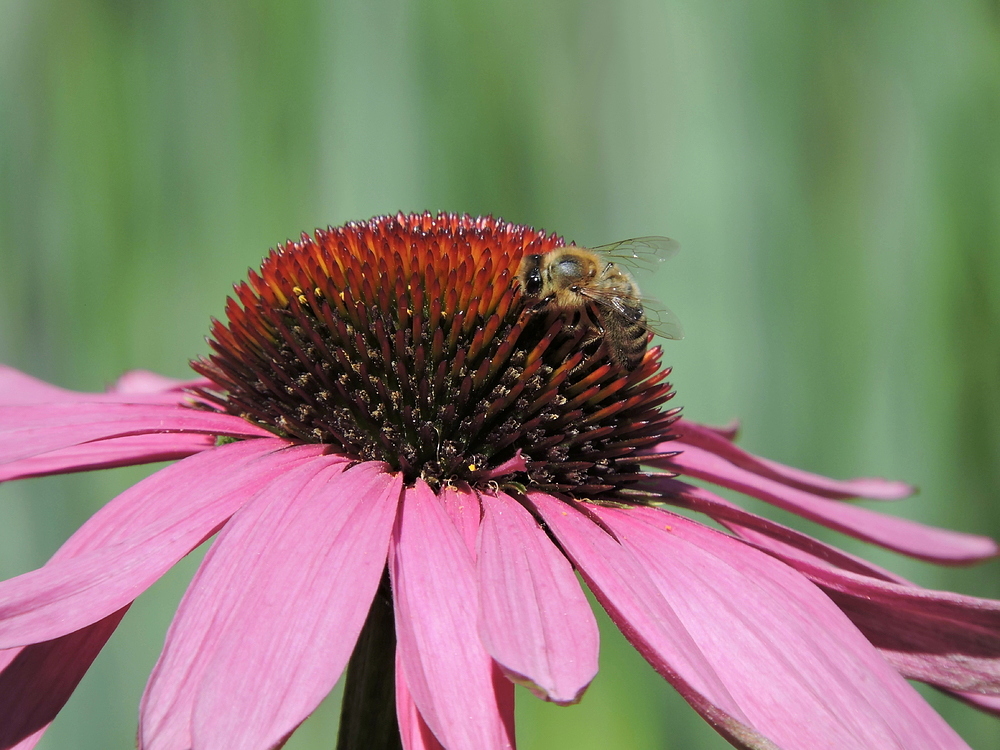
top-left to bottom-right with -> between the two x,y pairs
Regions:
517,237 -> 682,370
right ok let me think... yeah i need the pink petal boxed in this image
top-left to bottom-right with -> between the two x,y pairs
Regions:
0,440 -> 299,750
396,654 -> 446,750
0,432 -> 215,483
0,402 -> 272,465
0,440 -> 306,748
528,492 -> 769,749
390,481 -> 515,750
138,459 -> 319,750
477,492 -> 598,704
479,450 -> 527,479
438,484 -> 482,554
667,420 -> 913,499
733,517 -> 1000,630
658,443 -> 998,563
110,370 -> 211,397
63,438 -> 302,555
741,530 -> 1000,694
701,419 -> 741,440
141,460 -> 401,750
656,479 -> 905,583
825,585 -> 1000,694
0,440 -> 321,647
0,366 -> 87,405
948,691 -> 1000,717
0,609 -> 128,750
0,365 -> 206,406
597,503 -> 971,750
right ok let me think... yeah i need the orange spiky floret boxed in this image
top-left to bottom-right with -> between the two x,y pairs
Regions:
192,212 -> 678,496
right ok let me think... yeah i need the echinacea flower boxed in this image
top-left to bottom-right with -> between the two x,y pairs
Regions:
1,212 -> 998,750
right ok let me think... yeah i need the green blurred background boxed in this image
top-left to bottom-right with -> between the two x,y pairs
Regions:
1,0 -> 999,747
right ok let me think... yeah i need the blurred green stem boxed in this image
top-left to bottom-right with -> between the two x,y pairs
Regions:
336,569 -> 402,750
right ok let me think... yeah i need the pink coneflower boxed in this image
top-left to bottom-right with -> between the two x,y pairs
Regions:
1,212 -> 998,750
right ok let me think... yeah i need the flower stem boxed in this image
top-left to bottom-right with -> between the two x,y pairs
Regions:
336,568 -> 402,750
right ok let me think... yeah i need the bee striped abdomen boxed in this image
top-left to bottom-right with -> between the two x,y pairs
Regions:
598,303 -> 649,370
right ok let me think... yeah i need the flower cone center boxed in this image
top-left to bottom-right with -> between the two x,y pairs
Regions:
193,213 -> 678,497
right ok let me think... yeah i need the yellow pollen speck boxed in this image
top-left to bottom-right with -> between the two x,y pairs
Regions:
468,463 -> 478,472
664,525 -> 673,531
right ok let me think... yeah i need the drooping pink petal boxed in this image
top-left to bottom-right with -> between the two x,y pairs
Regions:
732,516 -> 1000,631
0,439 -> 308,748
433,486 -> 518,743
528,492 -> 772,750
110,370 -> 211,398
689,418 -> 742,441
658,443 -> 998,563
0,439 -> 312,750
137,461 -> 334,750
0,440 -> 324,648
0,609 -> 128,750
0,365 -> 130,406
735,527 -> 1000,695
0,366 -> 90,405
191,462 -> 401,750
645,478 -> 906,583
0,402 -> 272,465
666,476 -> 1000,695
58,438 -> 305,555
390,481 -> 515,750
948,690 -> 1000,717
396,654 -> 446,750
0,432 -> 215,483
665,420 -> 913,499
0,365 -> 207,406
824,585 -> 1000,694
477,491 -> 598,705
141,460 -> 401,750
596,503 -> 972,750
438,484 -> 482,553
692,482 -> 1000,700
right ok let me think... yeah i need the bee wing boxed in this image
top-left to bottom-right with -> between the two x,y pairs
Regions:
577,287 -> 685,341
640,301 -> 685,340
588,236 -> 680,271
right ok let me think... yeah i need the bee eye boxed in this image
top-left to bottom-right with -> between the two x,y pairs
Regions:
522,255 -> 543,296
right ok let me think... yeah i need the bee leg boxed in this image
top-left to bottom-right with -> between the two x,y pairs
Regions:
523,293 -> 556,314
582,303 -> 605,334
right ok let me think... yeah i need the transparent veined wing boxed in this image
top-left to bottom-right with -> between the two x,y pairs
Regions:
641,300 -> 684,340
579,286 -> 685,341
587,236 -> 680,271
588,236 -> 683,339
